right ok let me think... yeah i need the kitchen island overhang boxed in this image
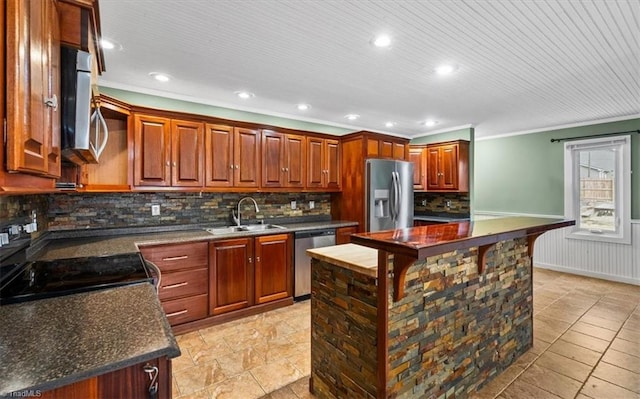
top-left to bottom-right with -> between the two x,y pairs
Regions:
307,217 -> 574,399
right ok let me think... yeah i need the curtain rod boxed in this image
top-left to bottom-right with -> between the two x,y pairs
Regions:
550,129 -> 640,143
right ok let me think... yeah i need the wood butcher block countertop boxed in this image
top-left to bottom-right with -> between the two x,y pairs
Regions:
307,244 -> 378,277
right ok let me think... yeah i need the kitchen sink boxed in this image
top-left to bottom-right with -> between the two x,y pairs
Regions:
204,224 -> 286,235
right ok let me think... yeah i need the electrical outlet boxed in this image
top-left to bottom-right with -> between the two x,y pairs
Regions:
421,199 -> 427,206
151,204 -> 161,216
309,200 -> 315,209
290,201 -> 297,210
445,200 -> 452,208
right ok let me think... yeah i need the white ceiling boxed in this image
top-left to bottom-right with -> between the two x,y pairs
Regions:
98,0 -> 640,138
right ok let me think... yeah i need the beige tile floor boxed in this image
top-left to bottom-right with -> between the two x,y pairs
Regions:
171,268 -> 640,399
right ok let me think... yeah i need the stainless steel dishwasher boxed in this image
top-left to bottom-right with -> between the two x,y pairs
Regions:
294,228 -> 336,300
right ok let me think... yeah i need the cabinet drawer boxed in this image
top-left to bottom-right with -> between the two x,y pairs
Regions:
141,242 -> 208,272
161,294 -> 208,326
158,267 -> 208,301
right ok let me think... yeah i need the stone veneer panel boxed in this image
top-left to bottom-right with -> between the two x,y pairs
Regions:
0,195 -> 49,239
310,237 -> 533,399
387,237 -> 532,398
311,258 -> 378,399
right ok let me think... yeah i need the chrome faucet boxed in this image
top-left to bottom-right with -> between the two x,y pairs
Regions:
233,196 -> 259,227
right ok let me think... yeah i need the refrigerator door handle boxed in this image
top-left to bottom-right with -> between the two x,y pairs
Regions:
392,171 -> 400,224
395,171 -> 402,223
389,172 -> 396,222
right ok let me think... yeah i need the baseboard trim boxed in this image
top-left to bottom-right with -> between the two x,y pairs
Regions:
535,262 -> 640,286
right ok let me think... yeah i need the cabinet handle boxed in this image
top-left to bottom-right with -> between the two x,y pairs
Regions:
173,162 -> 176,167
166,161 -> 170,167
166,309 -> 188,317
44,94 -> 58,110
162,255 -> 188,261
248,257 -> 252,263
230,165 -> 234,169
256,256 -> 260,262
163,281 -> 188,290
285,168 -> 289,172
235,165 -> 240,169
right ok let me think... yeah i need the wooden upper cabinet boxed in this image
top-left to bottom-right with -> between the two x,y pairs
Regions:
204,124 -> 234,188
134,115 -> 204,187
133,115 -> 171,186
307,137 -> 340,190
365,136 -> 407,161
380,140 -> 394,158
393,142 -> 407,160
262,131 -> 305,188
234,127 -> 260,188
6,0 -> 61,177
284,134 -> 305,188
254,234 -> 291,304
171,120 -> 204,187
425,140 -> 469,192
409,146 -> 427,191
204,125 -> 259,188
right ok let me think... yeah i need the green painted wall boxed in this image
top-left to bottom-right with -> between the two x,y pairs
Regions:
474,118 -> 640,219
99,87 -> 353,135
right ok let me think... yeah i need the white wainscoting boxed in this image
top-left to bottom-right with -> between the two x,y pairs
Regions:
474,211 -> 640,286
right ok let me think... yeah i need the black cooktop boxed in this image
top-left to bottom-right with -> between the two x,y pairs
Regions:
0,253 -> 152,305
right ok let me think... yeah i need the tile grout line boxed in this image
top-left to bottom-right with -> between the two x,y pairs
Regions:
572,302 -> 640,398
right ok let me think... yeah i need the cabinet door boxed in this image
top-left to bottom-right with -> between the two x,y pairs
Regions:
234,128 -> 260,187
439,144 -> 459,190
380,140 -> 393,158
204,124 -> 234,188
336,226 -> 358,244
209,238 -> 254,315
134,115 -> 171,186
393,143 -> 406,160
284,134 -> 305,188
325,139 -> 341,189
171,120 -> 204,187
6,0 -> 61,176
409,147 -> 426,191
306,137 -> 324,188
98,357 -> 172,399
255,234 -> 291,304
261,130 -> 285,188
366,138 -> 379,157
426,146 -> 441,191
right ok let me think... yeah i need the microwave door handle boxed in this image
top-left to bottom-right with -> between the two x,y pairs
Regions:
92,107 -> 109,157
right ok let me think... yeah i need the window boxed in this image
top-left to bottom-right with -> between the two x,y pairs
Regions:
564,135 -> 631,244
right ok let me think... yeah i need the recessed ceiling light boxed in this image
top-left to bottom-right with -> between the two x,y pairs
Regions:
424,120 -> 438,127
100,39 -> 115,50
372,34 -> 392,48
344,114 -> 360,121
297,103 -> 311,111
385,121 -> 396,128
235,91 -> 255,99
149,72 -> 171,82
435,64 -> 457,75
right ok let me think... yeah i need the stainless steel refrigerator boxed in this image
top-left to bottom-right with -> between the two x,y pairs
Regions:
365,159 -> 414,232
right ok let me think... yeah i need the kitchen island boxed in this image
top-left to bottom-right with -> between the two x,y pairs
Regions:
307,217 -> 574,399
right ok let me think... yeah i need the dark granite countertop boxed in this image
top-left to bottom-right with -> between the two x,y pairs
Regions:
0,283 -> 180,397
36,220 -> 358,260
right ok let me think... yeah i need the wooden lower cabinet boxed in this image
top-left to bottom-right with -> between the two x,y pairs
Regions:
254,234 -> 292,304
210,234 -> 292,315
140,242 -> 209,327
209,238 -> 254,315
336,226 -> 358,244
40,357 -> 172,399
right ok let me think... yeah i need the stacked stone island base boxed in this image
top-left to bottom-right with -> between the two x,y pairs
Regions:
307,217 -> 574,399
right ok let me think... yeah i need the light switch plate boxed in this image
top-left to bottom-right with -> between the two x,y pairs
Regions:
309,201 -> 315,209
291,201 -> 297,210
151,204 -> 161,216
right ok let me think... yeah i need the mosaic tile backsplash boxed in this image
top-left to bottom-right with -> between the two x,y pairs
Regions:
414,192 -> 470,216
47,192 -> 331,231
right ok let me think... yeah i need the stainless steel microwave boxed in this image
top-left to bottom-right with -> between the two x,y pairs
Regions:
60,45 -> 108,165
